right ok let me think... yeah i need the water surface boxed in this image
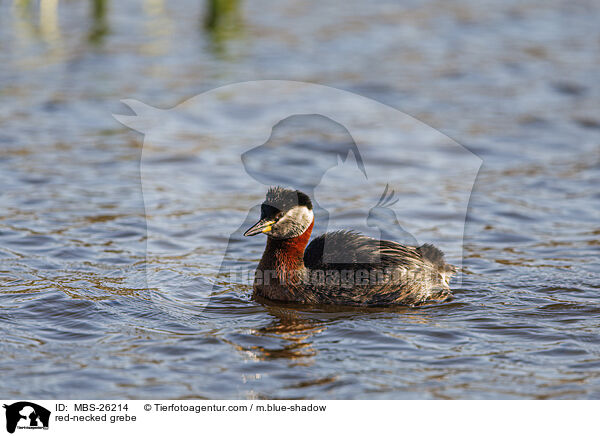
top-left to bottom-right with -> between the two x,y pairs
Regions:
1,0 -> 599,399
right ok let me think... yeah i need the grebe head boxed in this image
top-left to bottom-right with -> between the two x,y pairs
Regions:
244,187 -> 313,240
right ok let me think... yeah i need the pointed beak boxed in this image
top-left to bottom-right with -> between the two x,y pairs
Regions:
244,218 -> 276,236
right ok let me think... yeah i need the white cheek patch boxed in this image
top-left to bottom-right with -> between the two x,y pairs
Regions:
284,206 -> 313,228
276,206 -> 313,237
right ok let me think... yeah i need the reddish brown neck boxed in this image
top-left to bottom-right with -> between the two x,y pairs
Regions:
259,219 -> 314,274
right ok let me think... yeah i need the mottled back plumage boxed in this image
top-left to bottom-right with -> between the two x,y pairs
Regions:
299,231 -> 454,306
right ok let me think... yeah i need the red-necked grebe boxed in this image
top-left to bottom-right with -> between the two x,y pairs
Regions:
244,187 -> 455,306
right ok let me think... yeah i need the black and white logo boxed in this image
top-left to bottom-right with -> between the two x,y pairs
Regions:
3,402 -> 50,434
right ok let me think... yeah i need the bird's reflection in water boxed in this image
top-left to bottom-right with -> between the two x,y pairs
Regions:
225,303 -> 326,365
218,294 -> 439,368
252,305 -> 327,363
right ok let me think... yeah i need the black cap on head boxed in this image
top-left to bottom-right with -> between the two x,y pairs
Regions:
264,186 -> 313,212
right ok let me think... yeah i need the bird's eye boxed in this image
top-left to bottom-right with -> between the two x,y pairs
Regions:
275,212 -> 284,220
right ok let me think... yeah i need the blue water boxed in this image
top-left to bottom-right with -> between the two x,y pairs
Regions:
1,0 -> 599,399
